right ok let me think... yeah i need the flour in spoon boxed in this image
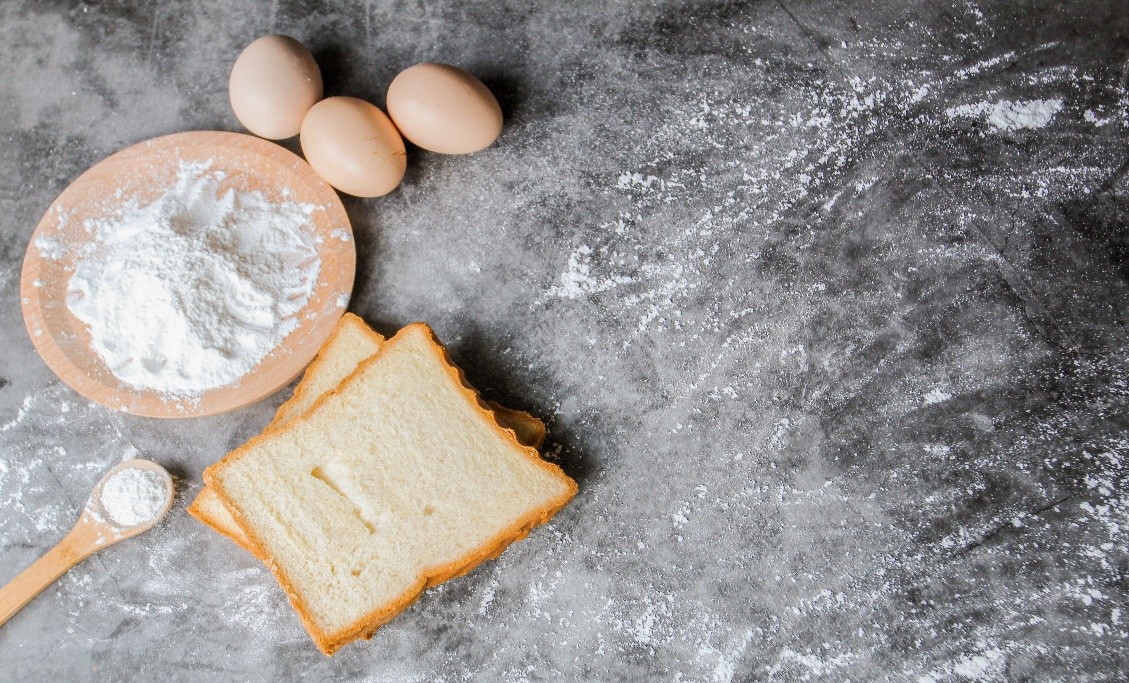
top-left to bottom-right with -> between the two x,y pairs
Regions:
99,468 -> 168,528
57,161 -> 321,395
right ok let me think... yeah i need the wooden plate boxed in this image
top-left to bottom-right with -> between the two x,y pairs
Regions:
20,131 -> 355,418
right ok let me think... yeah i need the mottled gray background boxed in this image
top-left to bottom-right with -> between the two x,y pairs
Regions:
0,1 -> 1127,681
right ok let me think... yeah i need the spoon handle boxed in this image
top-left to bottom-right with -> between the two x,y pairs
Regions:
0,522 -> 98,627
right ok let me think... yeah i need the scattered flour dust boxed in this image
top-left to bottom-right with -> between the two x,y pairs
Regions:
945,98 -> 1063,131
918,643 -> 1008,682
543,244 -> 635,300
47,160 -> 321,396
923,387 -> 953,405
97,467 -> 168,527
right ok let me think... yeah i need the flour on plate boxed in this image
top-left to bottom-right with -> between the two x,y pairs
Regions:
54,160 -> 321,396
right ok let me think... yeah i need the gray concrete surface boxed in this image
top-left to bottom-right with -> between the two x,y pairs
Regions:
0,1 -> 1127,680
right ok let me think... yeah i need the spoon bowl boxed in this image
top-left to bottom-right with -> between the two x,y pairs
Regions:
83,459 -> 175,540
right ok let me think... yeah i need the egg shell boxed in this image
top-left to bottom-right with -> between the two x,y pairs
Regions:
386,63 -> 503,154
229,35 -> 322,140
300,97 -> 407,198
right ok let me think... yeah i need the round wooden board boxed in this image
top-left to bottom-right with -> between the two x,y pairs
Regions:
20,131 -> 355,418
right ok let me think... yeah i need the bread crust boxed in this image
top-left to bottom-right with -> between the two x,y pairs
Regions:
187,487 -> 266,557
489,402 -> 547,450
204,322 -> 577,655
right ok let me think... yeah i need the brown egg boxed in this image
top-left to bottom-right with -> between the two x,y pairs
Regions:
386,63 -> 503,154
300,97 -> 406,198
229,35 -> 322,140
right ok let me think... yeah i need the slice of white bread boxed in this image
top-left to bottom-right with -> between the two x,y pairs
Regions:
204,323 -> 576,654
189,313 -> 547,555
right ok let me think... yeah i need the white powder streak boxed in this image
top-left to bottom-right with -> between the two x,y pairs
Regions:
544,245 -> 635,300
923,387 -> 953,405
60,161 -> 321,395
945,98 -> 1063,131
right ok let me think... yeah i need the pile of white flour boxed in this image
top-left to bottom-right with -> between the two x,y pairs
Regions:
98,467 -> 168,527
57,161 -> 321,395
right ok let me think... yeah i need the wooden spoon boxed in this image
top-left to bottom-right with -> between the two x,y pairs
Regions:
0,459 -> 174,627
